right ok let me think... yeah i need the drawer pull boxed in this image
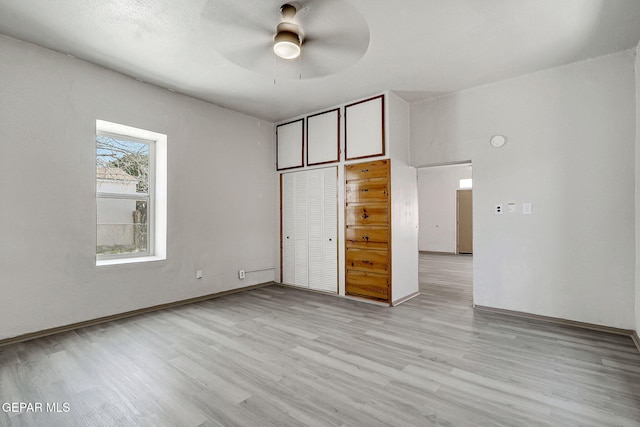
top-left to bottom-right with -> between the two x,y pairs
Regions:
362,213 -> 369,219
362,236 -> 369,241
361,189 -> 369,192
362,260 -> 371,264
361,169 -> 369,173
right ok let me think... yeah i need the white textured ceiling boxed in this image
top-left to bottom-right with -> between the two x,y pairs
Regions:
1,0 -> 640,122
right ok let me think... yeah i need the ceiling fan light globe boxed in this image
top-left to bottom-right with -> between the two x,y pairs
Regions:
274,41 -> 300,59
273,31 -> 301,59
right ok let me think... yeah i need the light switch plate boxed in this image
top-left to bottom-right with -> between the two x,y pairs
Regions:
523,203 -> 532,215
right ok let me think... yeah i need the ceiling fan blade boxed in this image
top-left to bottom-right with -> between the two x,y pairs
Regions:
293,0 -> 343,27
297,0 -> 370,77
220,40 -> 275,72
298,0 -> 368,38
297,43 -> 360,78
298,53 -> 336,79
304,35 -> 369,57
296,33 -> 369,79
200,0 -> 277,34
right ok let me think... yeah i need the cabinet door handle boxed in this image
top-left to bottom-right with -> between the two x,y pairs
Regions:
286,236 -> 290,239
362,236 -> 369,241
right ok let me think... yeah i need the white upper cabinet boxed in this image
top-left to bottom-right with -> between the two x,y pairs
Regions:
276,94 -> 388,169
345,95 -> 385,161
307,108 -> 340,166
276,119 -> 304,170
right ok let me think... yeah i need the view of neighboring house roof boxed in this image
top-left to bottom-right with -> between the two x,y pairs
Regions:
96,167 -> 138,182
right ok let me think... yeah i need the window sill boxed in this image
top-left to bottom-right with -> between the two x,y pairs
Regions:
96,255 -> 165,267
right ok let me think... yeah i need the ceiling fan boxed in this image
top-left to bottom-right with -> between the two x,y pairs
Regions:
272,4 -> 303,60
202,0 -> 370,79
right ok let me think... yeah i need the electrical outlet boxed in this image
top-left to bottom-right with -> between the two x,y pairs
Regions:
495,204 -> 504,215
195,269 -> 203,279
238,269 -> 245,279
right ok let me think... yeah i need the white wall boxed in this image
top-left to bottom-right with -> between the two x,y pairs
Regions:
636,41 -> 640,334
388,91 -> 410,164
417,164 -> 472,252
391,160 -> 419,303
0,35 -> 276,340
411,51 -> 636,329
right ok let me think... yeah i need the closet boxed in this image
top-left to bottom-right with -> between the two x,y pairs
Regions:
281,167 -> 338,292
277,91 -> 419,305
345,159 -> 391,301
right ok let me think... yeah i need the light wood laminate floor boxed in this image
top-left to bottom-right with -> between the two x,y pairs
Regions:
1,253 -> 639,426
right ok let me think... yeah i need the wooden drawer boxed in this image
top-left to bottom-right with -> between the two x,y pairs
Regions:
345,179 -> 388,203
346,248 -> 389,274
345,226 -> 388,249
345,159 -> 389,181
345,205 -> 388,226
346,270 -> 389,301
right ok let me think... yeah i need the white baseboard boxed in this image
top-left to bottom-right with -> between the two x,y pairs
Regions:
0,282 -> 274,348
632,331 -> 640,354
392,291 -> 420,306
474,305 -> 636,342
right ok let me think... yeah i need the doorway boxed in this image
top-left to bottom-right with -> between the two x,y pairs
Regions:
456,189 -> 473,254
416,162 -> 473,304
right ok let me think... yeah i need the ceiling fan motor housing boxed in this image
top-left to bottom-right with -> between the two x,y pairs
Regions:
273,9 -> 302,59
280,3 -> 297,20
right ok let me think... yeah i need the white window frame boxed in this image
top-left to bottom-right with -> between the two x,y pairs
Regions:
96,120 -> 167,266
459,178 -> 472,189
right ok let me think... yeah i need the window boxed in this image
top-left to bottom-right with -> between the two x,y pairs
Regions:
459,178 -> 472,189
96,120 -> 167,265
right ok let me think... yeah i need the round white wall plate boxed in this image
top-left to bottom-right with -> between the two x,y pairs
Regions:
490,135 -> 506,148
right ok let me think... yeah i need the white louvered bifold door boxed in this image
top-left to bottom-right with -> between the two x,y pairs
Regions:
308,167 -> 337,292
294,171 -> 309,287
281,167 -> 337,292
307,169 -> 324,290
321,167 -> 338,292
281,173 -> 295,285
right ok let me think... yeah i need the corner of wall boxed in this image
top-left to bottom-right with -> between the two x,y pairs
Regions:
386,91 -> 411,164
390,160 -> 419,302
635,40 -> 640,335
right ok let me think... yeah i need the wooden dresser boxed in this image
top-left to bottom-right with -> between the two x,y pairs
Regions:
345,159 -> 391,302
